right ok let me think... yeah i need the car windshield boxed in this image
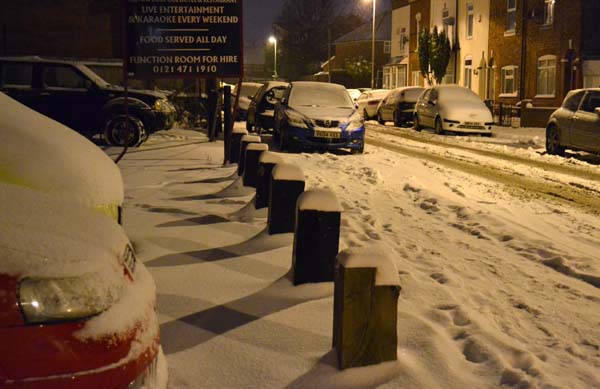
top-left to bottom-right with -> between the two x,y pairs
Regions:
238,84 -> 261,98
289,84 -> 354,108
438,87 -> 482,104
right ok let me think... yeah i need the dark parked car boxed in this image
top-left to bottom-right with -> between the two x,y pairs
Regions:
246,81 -> 288,134
0,56 -> 176,146
546,88 -> 600,156
233,82 -> 262,121
273,81 -> 365,153
376,86 -> 424,127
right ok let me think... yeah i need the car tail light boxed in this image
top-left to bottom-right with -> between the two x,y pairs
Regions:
18,270 -> 124,324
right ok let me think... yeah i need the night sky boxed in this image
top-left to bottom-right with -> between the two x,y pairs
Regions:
243,0 -> 390,64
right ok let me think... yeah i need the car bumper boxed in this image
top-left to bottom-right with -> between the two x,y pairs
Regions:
286,126 -> 365,150
443,122 -> 493,134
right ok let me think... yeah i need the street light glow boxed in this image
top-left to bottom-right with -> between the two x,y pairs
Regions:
268,36 -> 276,44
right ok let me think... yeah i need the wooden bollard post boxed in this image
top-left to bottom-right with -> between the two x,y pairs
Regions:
243,143 -> 269,188
255,152 -> 283,210
230,127 -> 248,164
332,246 -> 401,370
238,135 -> 261,176
268,163 -> 305,235
292,189 -> 342,285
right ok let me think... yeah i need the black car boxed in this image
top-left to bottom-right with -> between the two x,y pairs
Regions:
376,86 -> 424,127
0,56 -> 175,146
246,81 -> 288,134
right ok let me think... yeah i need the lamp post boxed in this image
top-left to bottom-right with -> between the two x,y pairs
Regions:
364,0 -> 376,89
268,36 -> 278,79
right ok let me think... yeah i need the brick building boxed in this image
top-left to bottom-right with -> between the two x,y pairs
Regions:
323,12 -> 391,88
489,0 -> 600,108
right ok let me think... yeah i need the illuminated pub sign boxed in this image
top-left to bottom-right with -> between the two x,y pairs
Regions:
125,0 -> 243,78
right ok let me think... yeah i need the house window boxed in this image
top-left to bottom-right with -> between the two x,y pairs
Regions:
464,56 -> 473,89
383,67 -> 391,89
506,0 -> 517,32
543,0 -> 554,25
384,40 -> 391,54
399,28 -> 407,52
412,71 -> 421,86
537,55 -> 556,96
501,65 -> 518,96
466,3 -> 474,39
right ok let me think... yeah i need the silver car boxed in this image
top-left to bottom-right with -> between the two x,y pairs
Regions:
414,85 -> 493,136
546,88 -> 600,156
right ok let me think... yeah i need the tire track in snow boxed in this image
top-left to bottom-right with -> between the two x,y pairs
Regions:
368,125 -> 600,183
365,136 -> 600,217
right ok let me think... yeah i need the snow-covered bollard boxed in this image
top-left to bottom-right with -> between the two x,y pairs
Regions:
268,163 -> 305,235
292,189 -> 342,285
230,127 -> 248,164
255,152 -> 284,210
333,246 -> 401,370
238,134 -> 261,176
243,143 -> 269,188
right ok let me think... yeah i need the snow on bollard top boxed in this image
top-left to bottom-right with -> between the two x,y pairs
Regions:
241,134 -> 261,143
338,245 -> 400,286
259,151 -> 284,165
246,143 -> 269,152
233,127 -> 249,135
272,163 -> 304,182
298,188 -> 343,212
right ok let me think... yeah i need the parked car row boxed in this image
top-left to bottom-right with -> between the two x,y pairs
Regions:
0,56 -> 176,147
0,93 -> 166,387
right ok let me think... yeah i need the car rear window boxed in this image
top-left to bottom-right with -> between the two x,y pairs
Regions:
1,63 -> 33,87
402,88 -> 425,101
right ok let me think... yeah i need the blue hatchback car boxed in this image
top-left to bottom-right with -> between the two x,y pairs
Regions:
273,81 -> 365,153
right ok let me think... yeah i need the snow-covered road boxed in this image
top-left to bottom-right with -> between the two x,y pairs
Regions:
112,123 -> 600,388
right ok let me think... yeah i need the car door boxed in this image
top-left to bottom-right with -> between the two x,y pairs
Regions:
38,64 -> 98,133
416,89 -> 431,126
274,85 -> 292,135
247,84 -> 265,124
571,91 -> 600,152
0,61 -> 38,109
383,92 -> 397,121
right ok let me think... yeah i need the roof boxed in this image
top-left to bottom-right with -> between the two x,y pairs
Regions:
335,12 -> 391,44
290,81 -> 346,90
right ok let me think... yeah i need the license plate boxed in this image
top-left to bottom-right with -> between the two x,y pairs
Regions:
464,121 -> 481,126
314,130 -> 341,139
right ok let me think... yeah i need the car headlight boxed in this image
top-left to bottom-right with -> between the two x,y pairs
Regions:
286,111 -> 309,129
153,99 -> 171,112
345,113 -> 364,132
19,270 -> 125,324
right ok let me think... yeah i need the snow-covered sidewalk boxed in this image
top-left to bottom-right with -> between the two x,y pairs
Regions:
113,126 -> 600,389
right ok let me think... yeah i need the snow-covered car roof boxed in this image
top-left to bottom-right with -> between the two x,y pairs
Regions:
0,93 -> 124,219
0,183 -> 128,279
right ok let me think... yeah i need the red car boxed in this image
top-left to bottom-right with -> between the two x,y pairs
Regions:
0,184 -> 166,388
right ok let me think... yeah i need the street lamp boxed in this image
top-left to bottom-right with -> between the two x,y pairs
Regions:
364,0 -> 376,89
268,36 -> 278,79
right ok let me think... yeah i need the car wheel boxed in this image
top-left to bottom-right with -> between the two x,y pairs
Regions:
393,110 -> 401,127
351,145 -> 365,154
414,114 -> 422,132
434,117 -> 445,135
104,115 -> 145,147
546,125 -> 565,156
377,111 -> 385,125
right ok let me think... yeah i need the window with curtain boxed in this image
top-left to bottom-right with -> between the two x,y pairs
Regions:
536,55 -> 556,96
